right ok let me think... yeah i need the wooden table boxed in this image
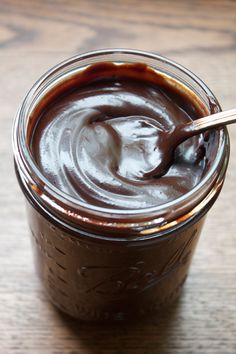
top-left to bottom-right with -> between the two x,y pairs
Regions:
1,0 -> 236,353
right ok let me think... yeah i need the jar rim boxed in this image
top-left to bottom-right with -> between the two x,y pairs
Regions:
13,48 -> 229,233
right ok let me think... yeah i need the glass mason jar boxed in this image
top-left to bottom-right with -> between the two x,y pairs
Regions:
13,49 -> 229,321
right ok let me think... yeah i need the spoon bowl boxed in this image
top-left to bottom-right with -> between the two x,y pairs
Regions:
143,108 -> 236,177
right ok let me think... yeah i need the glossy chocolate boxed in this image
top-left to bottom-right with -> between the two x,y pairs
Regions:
30,63 -> 213,210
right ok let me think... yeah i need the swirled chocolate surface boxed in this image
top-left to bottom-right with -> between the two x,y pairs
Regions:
31,63 -> 211,210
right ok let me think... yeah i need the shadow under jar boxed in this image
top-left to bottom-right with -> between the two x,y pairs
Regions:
13,49 -> 229,321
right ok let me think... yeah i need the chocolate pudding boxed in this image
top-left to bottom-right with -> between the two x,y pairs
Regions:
30,62 -> 213,212
13,50 -> 229,321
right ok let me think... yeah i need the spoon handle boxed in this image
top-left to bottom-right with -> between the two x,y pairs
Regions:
192,108 -> 236,132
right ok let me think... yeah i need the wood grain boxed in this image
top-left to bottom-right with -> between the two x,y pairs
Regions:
1,0 -> 236,353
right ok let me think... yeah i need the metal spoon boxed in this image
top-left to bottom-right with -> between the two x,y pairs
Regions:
145,108 -> 236,177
